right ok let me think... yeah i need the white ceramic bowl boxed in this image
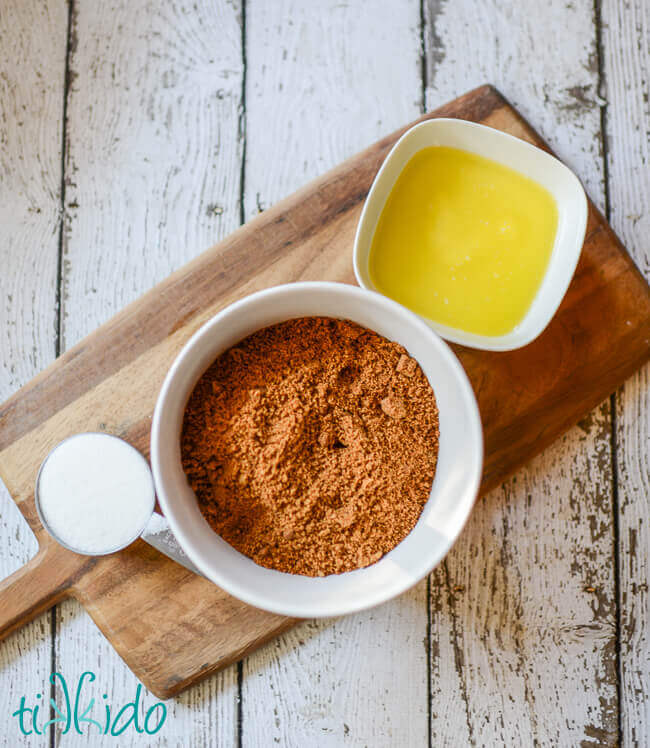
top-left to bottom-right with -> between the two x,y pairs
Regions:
151,282 -> 482,617
353,118 -> 588,351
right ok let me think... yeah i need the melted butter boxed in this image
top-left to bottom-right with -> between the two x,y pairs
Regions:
368,146 -> 559,336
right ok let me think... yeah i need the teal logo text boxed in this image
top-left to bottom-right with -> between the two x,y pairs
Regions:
12,671 -> 166,736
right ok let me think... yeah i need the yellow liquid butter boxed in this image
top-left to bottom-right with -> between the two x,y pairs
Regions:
368,146 -> 559,336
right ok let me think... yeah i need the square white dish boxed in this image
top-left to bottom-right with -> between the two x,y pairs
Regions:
353,118 -> 588,351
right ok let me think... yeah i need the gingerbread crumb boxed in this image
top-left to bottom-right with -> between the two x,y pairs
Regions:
181,317 -> 439,577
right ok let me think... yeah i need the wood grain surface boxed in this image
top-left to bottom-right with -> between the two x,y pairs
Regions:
1,1 -> 649,745
423,2 -> 619,743
55,0 -> 245,741
240,3 -> 428,745
0,82 -> 648,708
0,1 -> 67,741
603,0 -> 650,744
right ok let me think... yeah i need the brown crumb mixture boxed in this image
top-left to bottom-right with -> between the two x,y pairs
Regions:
180,317 -> 439,576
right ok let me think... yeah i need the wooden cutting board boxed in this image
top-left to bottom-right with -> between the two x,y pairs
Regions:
0,85 -> 648,700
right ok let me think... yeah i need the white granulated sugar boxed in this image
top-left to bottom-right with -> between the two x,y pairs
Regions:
37,433 -> 155,554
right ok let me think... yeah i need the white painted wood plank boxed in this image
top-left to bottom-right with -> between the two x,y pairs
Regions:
54,0 -> 244,744
241,2 -> 425,746
242,0 -> 422,219
601,0 -> 650,743
424,0 -> 605,205
431,409 -> 617,746
423,0 -> 618,743
0,0 -> 66,741
60,0 -> 244,346
3,2 -> 645,746
244,588 -> 428,747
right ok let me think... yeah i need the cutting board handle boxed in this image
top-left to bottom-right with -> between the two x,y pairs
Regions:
0,539 -> 88,640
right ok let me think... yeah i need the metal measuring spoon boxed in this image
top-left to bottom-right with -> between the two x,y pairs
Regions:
35,432 -> 199,573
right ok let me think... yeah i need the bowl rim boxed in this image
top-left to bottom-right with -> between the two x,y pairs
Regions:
151,281 -> 483,617
353,117 -> 588,352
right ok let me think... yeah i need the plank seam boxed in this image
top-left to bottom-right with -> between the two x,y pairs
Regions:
238,0 -> 248,228
419,0 -> 428,115
51,0 -> 76,743
426,574 -> 433,748
420,6 -> 433,746
237,0 -> 247,745
594,0 -> 612,220
442,559 -> 475,744
237,660 -> 243,748
594,0 -> 622,743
